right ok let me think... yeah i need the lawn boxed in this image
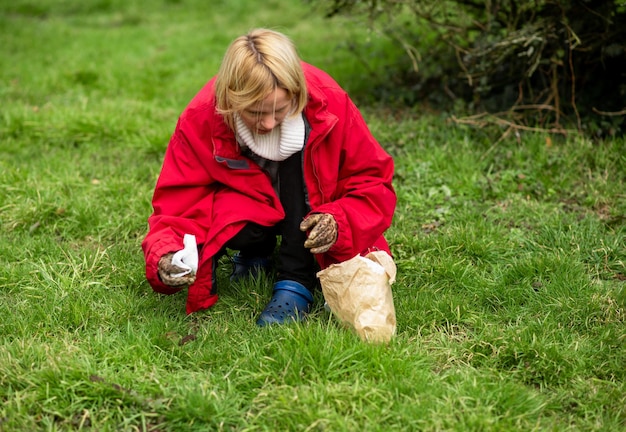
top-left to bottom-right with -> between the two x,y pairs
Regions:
0,0 -> 625,431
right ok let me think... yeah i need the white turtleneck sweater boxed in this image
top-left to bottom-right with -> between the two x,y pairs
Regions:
234,112 -> 306,197
235,112 -> 305,162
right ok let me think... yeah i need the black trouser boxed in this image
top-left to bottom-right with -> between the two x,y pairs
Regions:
224,152 -> 318,290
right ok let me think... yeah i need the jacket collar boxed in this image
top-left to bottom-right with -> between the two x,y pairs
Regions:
208,106 -> 242,160
301,63 -> 339,147
303,101 -> 337,148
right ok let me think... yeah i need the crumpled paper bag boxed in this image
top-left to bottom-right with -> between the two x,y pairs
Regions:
317,251 -> 397,343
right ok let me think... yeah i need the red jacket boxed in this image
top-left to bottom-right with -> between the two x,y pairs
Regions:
142,63 -> 396,313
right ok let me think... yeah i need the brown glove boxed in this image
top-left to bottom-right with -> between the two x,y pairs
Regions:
300,213 -> 338,254
158,252 -> 197,287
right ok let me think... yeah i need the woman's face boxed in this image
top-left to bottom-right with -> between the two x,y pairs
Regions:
239,88 -> 293,135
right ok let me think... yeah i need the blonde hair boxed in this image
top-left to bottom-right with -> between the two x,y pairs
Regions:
215,29 -> 308,130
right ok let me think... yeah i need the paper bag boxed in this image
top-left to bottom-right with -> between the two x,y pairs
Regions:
317,251 -> 397,343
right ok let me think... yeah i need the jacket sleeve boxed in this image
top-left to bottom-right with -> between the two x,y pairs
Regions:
312,93 -> 396,264
141,119 -> 216,294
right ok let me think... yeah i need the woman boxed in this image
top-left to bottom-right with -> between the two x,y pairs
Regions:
142,29 -> 396,326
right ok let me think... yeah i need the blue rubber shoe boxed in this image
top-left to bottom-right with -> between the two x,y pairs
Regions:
230,253 -> 271,282
256,280 -> 314,327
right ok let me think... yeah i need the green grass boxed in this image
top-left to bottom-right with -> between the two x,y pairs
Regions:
1,0 -> 625,430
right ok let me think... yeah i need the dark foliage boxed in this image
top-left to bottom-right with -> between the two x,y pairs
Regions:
308,0 -> 626,136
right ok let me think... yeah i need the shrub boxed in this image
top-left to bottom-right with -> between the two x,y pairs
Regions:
308,0 -> 626,136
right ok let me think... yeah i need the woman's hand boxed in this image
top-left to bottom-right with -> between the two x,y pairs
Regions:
300,213 -> 338,254
158,253 -> 197,287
